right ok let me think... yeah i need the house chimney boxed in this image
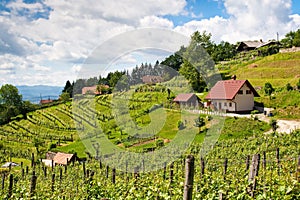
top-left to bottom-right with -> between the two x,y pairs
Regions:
260,39 -> 263,43
231,75 -> 236,80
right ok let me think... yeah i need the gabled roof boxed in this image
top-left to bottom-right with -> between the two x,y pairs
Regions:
82,85 -> 100,95
40,99 -> 54,104
53,152 -> 74,165
205,80 -> 259,100
173,93 -> 197,102
142,75 -> 163,84
240,41 -> 264,48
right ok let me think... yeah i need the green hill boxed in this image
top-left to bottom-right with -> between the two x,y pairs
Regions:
218,51 -> 300,88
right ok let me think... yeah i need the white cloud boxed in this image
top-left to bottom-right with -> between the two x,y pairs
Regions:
0,0 -> 299,86
139,16 -> 174,29
175,0 -> 299,43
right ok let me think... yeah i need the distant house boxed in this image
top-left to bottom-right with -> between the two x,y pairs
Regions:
40,99 -> 54,104
205,77 -> 259,113
82,85 -> 99,95
43,152 -> 77,166
237,40 -> 280,52
81,85 -> 109,95
142,75 -> 163,84
173,93 -> 202,107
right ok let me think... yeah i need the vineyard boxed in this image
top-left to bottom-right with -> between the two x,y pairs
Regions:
0,130 -> 299,199
0,84 -> 299,199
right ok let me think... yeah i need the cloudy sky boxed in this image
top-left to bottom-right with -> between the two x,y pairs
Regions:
0,0 -> 299,86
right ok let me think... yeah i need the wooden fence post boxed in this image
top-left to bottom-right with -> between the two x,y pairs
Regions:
106,165 -> 109,179
163,162 -> 167,180
183,155 -> 195,200
2,174 -> 5,190
170,162 -> 174,185
43,166 -> 47,178
112,168 -> 116,184
83,162 -> 86,178
263,152 -> 266,170
51,173 -> 55,192
276,148 -> 280,175
297,156 -> 300,182
59,168 -> 63,181
248,154 -> 260,198
200,157 -> 205,179
31,153 -> 35,168
30,174 -> 37,198
8,174 -> 13,198
223,158 -> 228,180
246,155 -> 250,171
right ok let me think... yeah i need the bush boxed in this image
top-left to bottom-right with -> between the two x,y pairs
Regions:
177,120 -> 184,130
156,139 -> 164,148
48,143 -> 57,150
286,83 -> 293,91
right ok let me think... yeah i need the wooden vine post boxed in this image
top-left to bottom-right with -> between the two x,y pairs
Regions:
51,173 -> 55,192
200,157 -> 205,179
112,168 -> 116,184
297,156 -> 300,182
8,174 -> 13,198
30,173 -> 37,198
248,154 -> 260,198
183,155 -> 195,200
1,174 -> 5,190
223,158 -> 228,180
169,162 -> 174,185
276,148 -> 280,175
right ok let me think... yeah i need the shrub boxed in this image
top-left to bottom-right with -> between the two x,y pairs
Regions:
177,120 -> 184,130
286,83 -> 293,91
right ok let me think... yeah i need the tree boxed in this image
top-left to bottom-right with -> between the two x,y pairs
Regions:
194,116 -> 205,127
62,80 -> 73,97
179,31 -> 215,92
60,92 -> 71,102
281,29 -> 300,48
286,83 -> 293,91
297,79 -> 300,90
264,82 -> 274,98
0,84 -> 23,124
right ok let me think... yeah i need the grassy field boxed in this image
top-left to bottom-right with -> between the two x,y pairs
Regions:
218,51 -> 300,87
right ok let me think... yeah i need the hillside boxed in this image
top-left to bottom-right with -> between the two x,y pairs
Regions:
218,51 -> 300,88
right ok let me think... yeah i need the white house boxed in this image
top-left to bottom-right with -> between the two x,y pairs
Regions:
205,78 -> 259,113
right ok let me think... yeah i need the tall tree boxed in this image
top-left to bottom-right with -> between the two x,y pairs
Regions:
0,84 -> 23,124
179,31 -> 215,92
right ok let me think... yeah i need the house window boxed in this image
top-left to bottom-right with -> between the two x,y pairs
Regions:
229,102 -> 232,107
246,90 -> 252,94
224,102 -> 227,107
238,90 -> 243,94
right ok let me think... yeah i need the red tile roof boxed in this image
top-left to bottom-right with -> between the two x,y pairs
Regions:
205,80 -> 259,100
82,85 -> 100,95
53,152 -> 74,165
40,99 -> 54,104
173,93 -> 197,102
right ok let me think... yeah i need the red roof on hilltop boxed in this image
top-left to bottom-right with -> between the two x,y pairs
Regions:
205,80 -> 259,100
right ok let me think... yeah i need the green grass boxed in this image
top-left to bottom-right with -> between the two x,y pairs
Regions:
219,117 -> 271,140
227,51 -> 300,87
256,90 -> 300,119
54,141 -> 87,158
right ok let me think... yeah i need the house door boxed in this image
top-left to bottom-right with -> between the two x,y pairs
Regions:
219,103 -> 222,110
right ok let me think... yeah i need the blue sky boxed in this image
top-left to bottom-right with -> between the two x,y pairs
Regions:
0,0 -> 299,86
